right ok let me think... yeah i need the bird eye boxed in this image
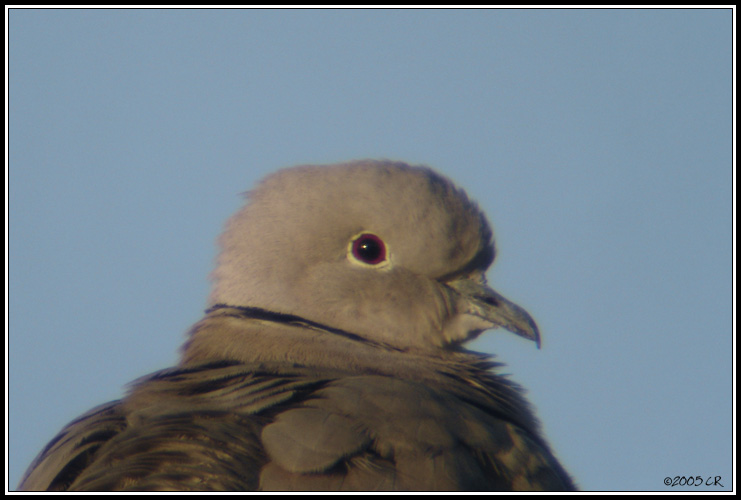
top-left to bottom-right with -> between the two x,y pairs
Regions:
350,233 -> 387,265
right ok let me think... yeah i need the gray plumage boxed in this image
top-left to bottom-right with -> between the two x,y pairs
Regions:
19,160 -> 575,491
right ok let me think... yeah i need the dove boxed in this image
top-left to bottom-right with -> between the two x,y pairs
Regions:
19,160 -> 575,491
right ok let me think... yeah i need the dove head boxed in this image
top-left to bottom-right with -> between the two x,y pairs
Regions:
209,160 -> 539,351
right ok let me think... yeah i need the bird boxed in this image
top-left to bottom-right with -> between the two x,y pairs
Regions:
19,159 -> 576,491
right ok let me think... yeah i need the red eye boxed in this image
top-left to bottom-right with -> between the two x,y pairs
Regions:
351,233 -> 386,265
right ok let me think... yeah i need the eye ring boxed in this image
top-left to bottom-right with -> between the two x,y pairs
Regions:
349,233 -> 387,266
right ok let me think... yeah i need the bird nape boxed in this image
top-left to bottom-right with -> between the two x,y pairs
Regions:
19,160 -> 576,492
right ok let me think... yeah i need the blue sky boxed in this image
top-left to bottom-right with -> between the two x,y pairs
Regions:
8,8 -> 733,491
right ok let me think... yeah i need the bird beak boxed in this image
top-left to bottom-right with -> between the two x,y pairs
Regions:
446,276 -> 541,348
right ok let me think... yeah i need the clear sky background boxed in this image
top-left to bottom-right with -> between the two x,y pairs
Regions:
8,8 -> 733,492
